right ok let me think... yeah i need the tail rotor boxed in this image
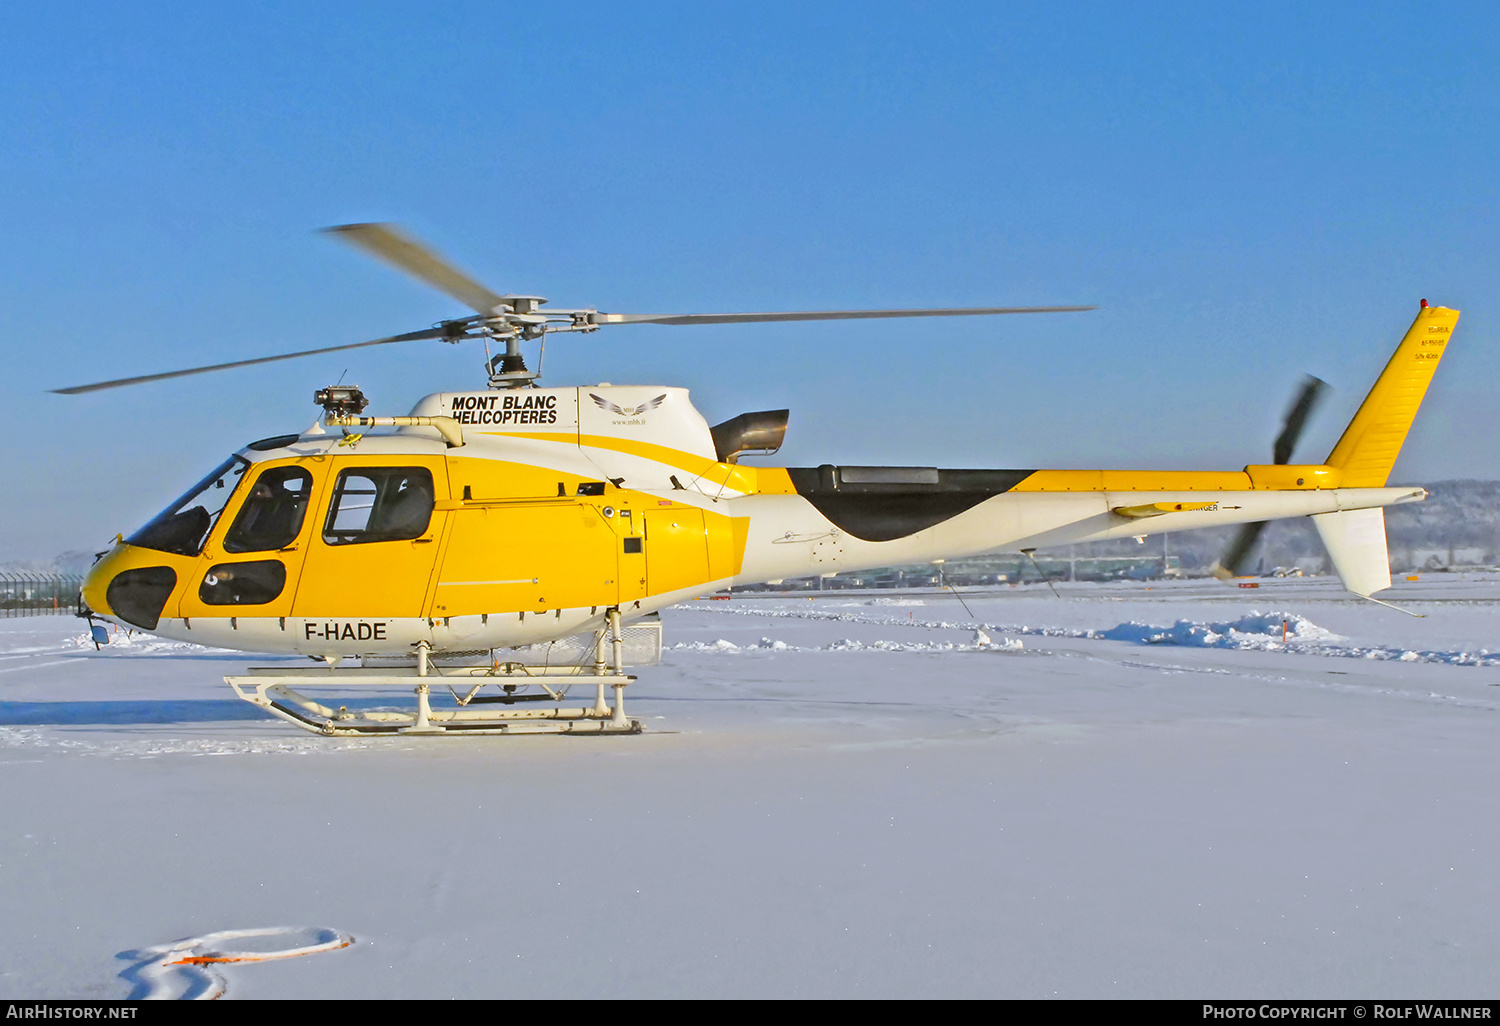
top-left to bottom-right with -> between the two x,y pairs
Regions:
1212,375 -> 1328,580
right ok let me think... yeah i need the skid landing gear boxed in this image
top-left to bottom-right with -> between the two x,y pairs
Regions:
227,609 -> 643,737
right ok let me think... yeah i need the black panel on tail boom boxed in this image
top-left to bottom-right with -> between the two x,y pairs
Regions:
786,466 -> 1033,542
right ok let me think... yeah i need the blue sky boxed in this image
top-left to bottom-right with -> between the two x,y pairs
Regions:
3,1 -> 1497,558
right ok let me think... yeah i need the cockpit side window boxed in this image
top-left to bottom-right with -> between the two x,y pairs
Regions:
223,466 -> 314,553
127,456 -> 249,557
323,468 -> 434,545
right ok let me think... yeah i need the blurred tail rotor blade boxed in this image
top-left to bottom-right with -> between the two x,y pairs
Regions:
1213,375 -> 1326,582
1212,520 -> 1268,580
1272,375 -> 1328,465
323,223 -> 508,315
50,325 -> 456,395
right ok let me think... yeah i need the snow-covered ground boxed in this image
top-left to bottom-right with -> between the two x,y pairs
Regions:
4,574 -> 1500,998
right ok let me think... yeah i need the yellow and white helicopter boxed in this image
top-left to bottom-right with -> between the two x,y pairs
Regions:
60,225 -> 1457,735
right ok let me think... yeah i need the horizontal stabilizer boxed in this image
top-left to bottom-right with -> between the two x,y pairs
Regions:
1311,508 -> 1391,597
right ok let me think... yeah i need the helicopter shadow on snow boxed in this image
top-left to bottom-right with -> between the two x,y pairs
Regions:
82,650 -> 294,663
0,699 -> 265,725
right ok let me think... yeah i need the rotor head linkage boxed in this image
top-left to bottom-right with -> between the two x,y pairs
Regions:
486,340 -> 538,389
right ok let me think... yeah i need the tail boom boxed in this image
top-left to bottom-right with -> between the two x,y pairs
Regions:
733,485 -> 1425,584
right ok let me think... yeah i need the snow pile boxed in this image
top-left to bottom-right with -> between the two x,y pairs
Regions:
1097,611 -> 1342,650
1333,645 -> 1500,667
822,636 -> 1022,653
671,634 -> 1022,655
1093,611 -> 1500,666
670,637 -> 795,652
825,598 -> 928,608
65,630 -> 231,655
691,602 -> 1500,668
697,602 -> 1080,638
825,638 -> 926,652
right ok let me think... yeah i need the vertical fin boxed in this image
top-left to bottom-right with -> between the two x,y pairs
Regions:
1325,302 -> 1459,487
1311,508 -> 1391,597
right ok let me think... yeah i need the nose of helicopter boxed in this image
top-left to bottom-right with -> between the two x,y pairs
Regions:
80,552 -> 118,615
82,546 -> 180,631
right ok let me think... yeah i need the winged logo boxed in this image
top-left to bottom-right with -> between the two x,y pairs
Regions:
590,393 -> 668,417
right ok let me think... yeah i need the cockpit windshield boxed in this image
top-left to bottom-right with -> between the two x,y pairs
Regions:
127,456 -> 249,556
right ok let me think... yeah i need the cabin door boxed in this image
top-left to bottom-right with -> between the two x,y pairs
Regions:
178,457 -> 325,620
291,457 -> 449,618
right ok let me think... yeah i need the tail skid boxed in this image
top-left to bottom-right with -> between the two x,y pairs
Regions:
1358,594 -> 1427,618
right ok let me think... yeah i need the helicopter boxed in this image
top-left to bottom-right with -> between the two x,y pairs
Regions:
60,224 -> 1457,735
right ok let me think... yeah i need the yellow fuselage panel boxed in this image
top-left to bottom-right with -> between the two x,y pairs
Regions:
292,533 -> 445,618
1014,469 -> 1253,492
642,507 -> 710,596
1242,465 -> 1340,490
1012,466 -> 1339,492
88,464 -> 749,629
434,501 -> 622,615
448,456 -> 594,501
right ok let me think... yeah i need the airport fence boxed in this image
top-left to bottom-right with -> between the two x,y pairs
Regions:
0,573 -> 83,616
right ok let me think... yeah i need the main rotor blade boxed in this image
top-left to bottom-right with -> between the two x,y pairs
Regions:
323,223 -> 508,315
1212,520 -> 1268,580
1272,375 -> 1328,465
51,327 -> 452,395
592,305 -> 1097,326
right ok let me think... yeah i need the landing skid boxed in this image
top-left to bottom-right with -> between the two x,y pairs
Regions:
226,610 -> 644,737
